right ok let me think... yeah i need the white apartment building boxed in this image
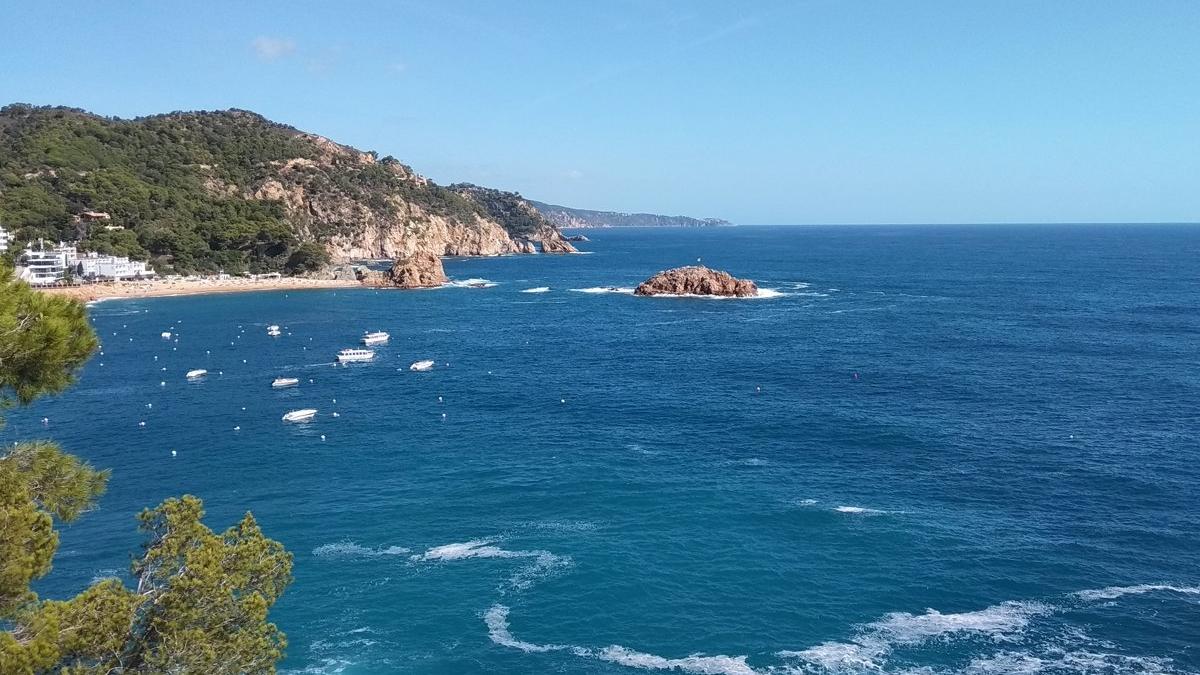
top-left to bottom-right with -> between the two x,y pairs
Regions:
17,241 -> 155,285
0,224 -> 10,252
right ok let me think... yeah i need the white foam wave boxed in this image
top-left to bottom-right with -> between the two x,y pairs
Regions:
411,539 -> 519,562
636,289 -> 789,300
486,605 -> 756,674
312,541 -> 410,558
571,286 -> 636,294
520,286 -> 551,293
411,539 -> 570,591
445,278 -> 498,288
833,505 -> 888,515
596,646 -> 757,675
778,642 -> 882,672
963,649 -> 1180,674
485,605 -> 563,653
868,600 -> 1050,645
1074,584 -> 1200,602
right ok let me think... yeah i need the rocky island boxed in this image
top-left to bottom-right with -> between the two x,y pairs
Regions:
634,266 -> 758,297
358,252 -> 448,289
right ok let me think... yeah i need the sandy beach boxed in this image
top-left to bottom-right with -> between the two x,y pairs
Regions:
39,276 -> 361,303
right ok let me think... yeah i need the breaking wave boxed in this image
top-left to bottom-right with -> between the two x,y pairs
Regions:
312,541 -> 410,558
410,539 -> 571,592
1073,584 -> 1200,602
445,278 -> 499,288
484,584 -> 1198,674
571,286 -> 636,294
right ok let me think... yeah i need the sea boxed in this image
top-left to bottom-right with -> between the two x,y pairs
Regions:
8,224 -> 1199,674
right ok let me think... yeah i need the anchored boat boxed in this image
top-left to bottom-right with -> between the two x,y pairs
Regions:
282,408 -> 317,423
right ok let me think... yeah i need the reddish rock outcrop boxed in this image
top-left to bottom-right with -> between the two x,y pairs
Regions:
359,252 -> 448,289
634,266 -> 758,297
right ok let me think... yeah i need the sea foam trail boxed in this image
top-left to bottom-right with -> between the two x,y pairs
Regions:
833,505 -> 889,515
485,605 -> 756,674
312,542 -> 410,558
571,286 -> 636,295
444,278 -> 498,288
1073,584 -> 1200,601
520,286 -> 551,293
410,540 -> 570,591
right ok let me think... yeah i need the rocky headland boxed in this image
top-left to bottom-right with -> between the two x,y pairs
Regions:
634,266 -> 758,297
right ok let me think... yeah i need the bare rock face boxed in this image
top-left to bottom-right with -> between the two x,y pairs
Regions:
359,252 -> 448,289
634,266 -> 758,297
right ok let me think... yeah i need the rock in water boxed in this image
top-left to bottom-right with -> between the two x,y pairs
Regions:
634,266 -> 758,297
360,252 -> 448,288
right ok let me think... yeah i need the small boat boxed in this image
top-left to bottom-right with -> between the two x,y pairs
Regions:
362,331 -> 390,346
186,369 -> 207,379
267,324 -> 282,337
409,359 -> 435,372
337,348 -> 375,363
161,331 -> 172,339
272,377 -> 300,388
282,408 -> 318,423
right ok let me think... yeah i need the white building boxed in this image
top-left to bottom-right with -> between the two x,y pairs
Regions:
74,251 -> 156,281
17,241 -> 155,285
18,241 -> 77,285
0,224 -> 10,252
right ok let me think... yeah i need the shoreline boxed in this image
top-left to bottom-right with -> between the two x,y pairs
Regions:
38,277 -> 361,303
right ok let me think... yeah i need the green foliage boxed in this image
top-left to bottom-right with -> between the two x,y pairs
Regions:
284,241 -> 330,274
0,104 -> 563,274
0,267 -> 292,673
79,227 -> 149,260
0,265 -> 98,410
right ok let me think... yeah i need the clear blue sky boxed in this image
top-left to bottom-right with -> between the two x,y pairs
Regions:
2,1 -> 1197,224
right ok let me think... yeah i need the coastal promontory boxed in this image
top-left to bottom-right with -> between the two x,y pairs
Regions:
634,266 -> 758,297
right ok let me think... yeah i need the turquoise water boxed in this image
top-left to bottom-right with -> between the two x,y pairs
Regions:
10,225 -> 1200,674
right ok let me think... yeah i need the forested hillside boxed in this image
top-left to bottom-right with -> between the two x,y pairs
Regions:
0,104 -> 572,275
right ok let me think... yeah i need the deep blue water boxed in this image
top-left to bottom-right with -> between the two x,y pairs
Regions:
8,225 -> 1200,674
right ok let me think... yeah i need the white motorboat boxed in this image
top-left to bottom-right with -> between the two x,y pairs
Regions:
282,408 -> 317,423
186,369 -> 207,379
337,348 -> 375,363
267,324 -> 282,337
161,331 -> 172,339
409,359 -> 435,372
362,331 -> 390,346
272,377 -> 300,388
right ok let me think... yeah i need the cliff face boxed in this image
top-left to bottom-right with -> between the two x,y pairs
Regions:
0,104 -> 574,274
242,138 -> 577,261
528,200 -> 730,228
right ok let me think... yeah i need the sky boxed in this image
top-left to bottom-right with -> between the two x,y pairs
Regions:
1,1 -> 1198,224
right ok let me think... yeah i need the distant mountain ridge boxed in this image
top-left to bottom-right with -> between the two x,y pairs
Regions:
529,200 -> 730,228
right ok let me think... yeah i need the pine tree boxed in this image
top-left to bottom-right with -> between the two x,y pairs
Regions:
0,265 -> 293,673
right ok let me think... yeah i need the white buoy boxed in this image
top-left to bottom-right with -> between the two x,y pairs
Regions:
146,403 -> 152,408
160,381 -> 166,386
41,417 -> 49,424
332,398 -> 336,403
171,450 -> 177,457
437,396 -> 443,402
320,435 -> 326,441
139,421 -> 146,427
561,399 -> 566,404
332,412 -> 340,418
234,426 -> 241,431
442,413 -> 447,418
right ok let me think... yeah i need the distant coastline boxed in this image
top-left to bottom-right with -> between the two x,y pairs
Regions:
529,200 -> 730,229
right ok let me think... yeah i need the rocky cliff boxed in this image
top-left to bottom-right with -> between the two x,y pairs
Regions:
0,104 -> 574,275
634,266 -> 758,297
